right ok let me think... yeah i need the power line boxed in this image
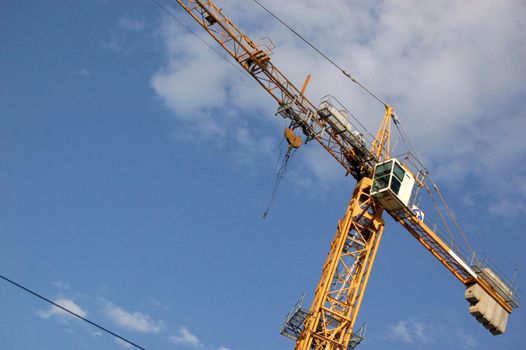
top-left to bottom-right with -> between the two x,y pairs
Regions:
250,0 -> 388,107
0,273 -> 146,350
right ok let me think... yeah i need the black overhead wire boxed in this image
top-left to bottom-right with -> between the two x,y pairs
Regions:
0,273 -> 146,350
251,0 -> 388,108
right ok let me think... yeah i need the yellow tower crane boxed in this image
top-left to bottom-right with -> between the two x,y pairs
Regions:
173,1 -> 520,349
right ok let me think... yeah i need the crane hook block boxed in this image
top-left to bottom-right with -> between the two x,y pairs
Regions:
284,128 -> 302,149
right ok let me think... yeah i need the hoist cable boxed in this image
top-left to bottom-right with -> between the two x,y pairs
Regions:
393,105 -> 473,254
273,135 -> 286,173
392,114 -> 426,171
263,145 -> 296,218
251,0 -> 388,107
429,176 -> 475,256
393,113 -> 475,256
425,185 -> 456,247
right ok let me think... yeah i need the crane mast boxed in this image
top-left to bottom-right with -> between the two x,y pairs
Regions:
174,0 -> 519,348
294,178 -> 384,349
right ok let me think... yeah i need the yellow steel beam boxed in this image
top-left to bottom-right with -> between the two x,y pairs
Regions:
300,74 -> 311,96
295,178 -> 384,350
394,211 -> 513,313
370,105 -> 392,161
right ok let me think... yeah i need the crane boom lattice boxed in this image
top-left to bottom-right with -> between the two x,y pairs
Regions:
175,0 -> 377,180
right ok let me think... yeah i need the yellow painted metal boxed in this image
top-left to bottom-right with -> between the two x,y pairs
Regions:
370,105 -> 392,161
395,213 -> 513,313
285,128 -> 302,149
367,105 -> 513,312
300,74 -> 312,96
295,178 -> 384,350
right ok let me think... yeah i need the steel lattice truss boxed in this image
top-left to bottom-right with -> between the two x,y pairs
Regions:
296,178 -> 383,350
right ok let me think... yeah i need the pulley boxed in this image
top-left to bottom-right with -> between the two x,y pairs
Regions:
284,127 -> 302,149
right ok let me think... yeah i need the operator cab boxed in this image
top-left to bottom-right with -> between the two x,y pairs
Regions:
371,158 -> 415,211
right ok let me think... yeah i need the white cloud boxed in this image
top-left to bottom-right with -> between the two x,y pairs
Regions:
217,347 -> 231,350
388,320 -> 412,343
387,319 -> 432,344
103,15 -> 147,53
52,281 -> 71,290
387,316 -> 478,348
299,145 -> 345,187
102,36 -> 122,52
115,338 -> 133,349
103,301 -> 164,333
152,0 -> 526,208
151,23 -> 269,142
118,16 -> 145,32
169,326 -> 201,347
456,329 -> 477,349
489,197 -> 526,218
151,12 -> 281,157
37,298 -> 87,321
150,297 -> 170,310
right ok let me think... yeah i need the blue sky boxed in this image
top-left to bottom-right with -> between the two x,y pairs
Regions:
1,1 -> 525,349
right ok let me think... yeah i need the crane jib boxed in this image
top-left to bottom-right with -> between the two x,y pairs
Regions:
175,0 -> 377,180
